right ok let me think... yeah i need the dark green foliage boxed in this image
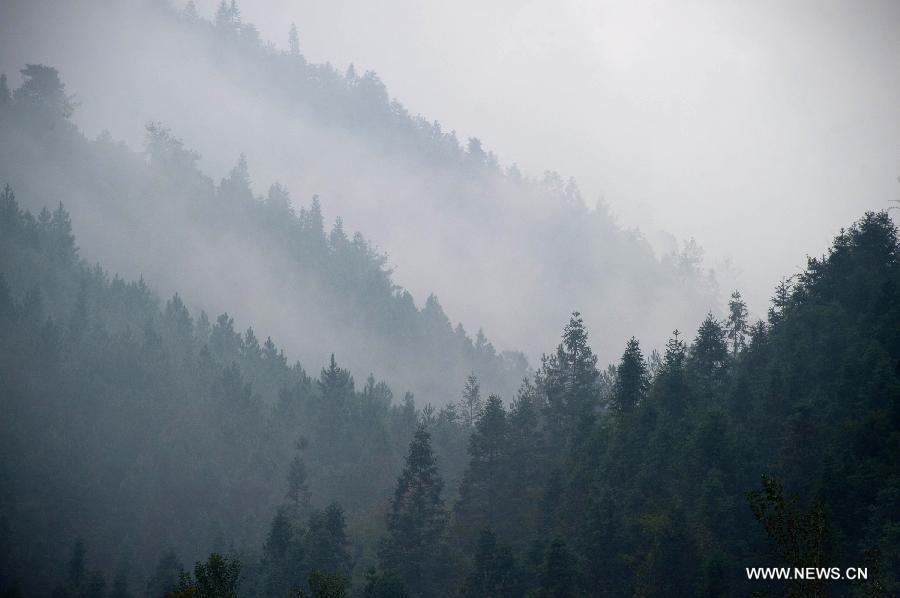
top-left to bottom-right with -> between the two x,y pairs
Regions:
689,313 -> 729,392
2,48 -> 899,595
299,570 -> 346,598
361,569 -> 408,598
379,426 -> 450,596
612,336 -> 647,412
0,189 -> 456,594
748,476 -> 828,597
454,395 -> 507,540
461,529 -> 518,598
176,553 -> 241,598
535,537 -> 577,598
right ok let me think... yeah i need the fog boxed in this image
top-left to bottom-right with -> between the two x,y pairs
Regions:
2,2 -> 900,595
2,0 -> 896,374
196,0 -> 900,313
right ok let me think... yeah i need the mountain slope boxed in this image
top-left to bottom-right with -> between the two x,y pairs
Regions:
0,65 -> 527,403
0,0 -> 719,366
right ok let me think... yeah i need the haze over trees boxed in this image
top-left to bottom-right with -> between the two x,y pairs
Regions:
0,1 -> 898,597
0,0 -> 719,368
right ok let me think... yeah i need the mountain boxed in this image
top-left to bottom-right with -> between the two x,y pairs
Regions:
0,0 -> 719,370
0,64 -> 527,404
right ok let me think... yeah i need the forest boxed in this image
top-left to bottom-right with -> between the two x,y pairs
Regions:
1,1 -> 898,597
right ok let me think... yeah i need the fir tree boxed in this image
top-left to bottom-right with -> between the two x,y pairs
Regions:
289,23 -> 300,56
725,290 -> 748,356
379,425 -> 449,596
455,395 -> 507,535
613,337 -> 647,412
462,529 -> 518,598
560,311 -> 600,424
689,313 -> 729,390
458,373 -> 482,429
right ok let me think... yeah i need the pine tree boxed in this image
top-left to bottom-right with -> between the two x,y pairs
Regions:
14,64 -> 75,118
379,425 -> 449,596
262,508 -> 300,596
656,329 -> 690,413
689,313 -> 729,389
266,182 -> 293,214
558,311 -> 600,425
289,23 -> 300,56
663,329 -> 686,373
317,354 -> 353,437
462,529 -> 518,597
459,373 -> 483,429
218,154 -> 253,207
214,0 -> 230,30
182,1 -> 199,21
725,290 -> 748,356
305,504 -> 352,579
613,337 -> 647,412
768,276 -> 793,323
455,395 -> 507,536
187,553 -> 241,598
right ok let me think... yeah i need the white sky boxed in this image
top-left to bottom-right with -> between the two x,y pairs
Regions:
195,0 -> 900,316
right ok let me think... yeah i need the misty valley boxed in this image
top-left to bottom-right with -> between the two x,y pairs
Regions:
0,1 -> 898,597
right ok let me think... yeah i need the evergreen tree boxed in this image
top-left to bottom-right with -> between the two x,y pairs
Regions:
458,373 -> 482,429
218,154 -> 253,207
261,489 -> 308,598
768,276 -> 794,323
612,337 -> 647,412
689,313 -> 729,390
379,425 -> 449,596
725,290 -> 748,356
289,24 -> 300,56
305,504 -> 352,580
182,1 -> 199,21
14,64 -> 75,118
179,553 -> 241,598
462,529 -> 517,598
455,395 -> 507,537
560,311 -> 600,424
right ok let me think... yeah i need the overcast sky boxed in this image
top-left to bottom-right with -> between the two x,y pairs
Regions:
194,0 -> 900,315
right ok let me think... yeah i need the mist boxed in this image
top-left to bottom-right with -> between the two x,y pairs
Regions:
193,0 -> 900,312
2,1 -> 899,596
2,0 -> 729,372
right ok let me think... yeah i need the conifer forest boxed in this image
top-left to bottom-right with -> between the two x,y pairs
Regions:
0,1 -> 898,596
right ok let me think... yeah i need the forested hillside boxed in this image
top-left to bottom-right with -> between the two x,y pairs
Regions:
0,0 -> 719,366
0,63 -> 527,403
2,175 -> 897,595
1,2 -> 897,596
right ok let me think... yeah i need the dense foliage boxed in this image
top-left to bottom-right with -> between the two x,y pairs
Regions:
0,62 -> 528,406
2,179 -> 897,595
0,6 -> 897,595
